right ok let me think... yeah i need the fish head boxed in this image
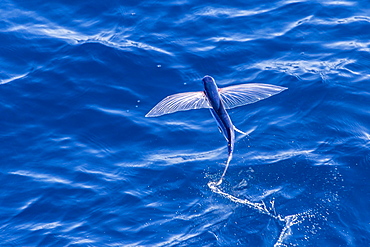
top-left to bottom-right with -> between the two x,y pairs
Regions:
202,75 -> 222,109
202,75 -> 218,92
202,75 -> 215,85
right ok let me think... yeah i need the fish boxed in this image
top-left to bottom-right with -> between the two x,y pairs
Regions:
145,75 -> 287,185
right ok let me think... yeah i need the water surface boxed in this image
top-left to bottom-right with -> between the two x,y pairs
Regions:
1,0 -> 370,246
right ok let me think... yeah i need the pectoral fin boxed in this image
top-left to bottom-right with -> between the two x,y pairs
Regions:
219,83 -> 287,109
145,91 -> 210,117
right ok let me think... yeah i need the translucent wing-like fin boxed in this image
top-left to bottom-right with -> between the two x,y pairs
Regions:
145,91 -> 210,117
219,83 -> 287,109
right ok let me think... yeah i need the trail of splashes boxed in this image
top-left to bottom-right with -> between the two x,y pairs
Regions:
208,180 -> 311,246
208,181 -> 280,219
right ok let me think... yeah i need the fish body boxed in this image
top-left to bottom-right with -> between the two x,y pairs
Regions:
202,76 -> 234,157
146,75 -> 287,184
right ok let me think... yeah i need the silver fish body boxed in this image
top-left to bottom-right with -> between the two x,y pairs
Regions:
202,76 -> 235,156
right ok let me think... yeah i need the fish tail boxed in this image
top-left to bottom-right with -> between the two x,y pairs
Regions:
215,149 -> 233,186
227,141 -> 234,156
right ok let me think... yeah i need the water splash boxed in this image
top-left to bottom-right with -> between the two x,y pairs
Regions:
208,177 -> 311,246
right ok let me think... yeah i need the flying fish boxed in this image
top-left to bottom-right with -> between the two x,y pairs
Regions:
146,76 -> 287,185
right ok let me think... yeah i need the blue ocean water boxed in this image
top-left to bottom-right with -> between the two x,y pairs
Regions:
1,0 -> 370,246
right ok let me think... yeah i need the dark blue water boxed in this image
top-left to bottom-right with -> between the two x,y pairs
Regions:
1,0 -> 370,246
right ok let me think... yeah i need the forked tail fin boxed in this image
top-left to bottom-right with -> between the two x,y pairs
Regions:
215,151 -> 233,186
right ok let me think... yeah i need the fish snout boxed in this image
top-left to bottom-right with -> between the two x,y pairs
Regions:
202,75 -> 215,85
